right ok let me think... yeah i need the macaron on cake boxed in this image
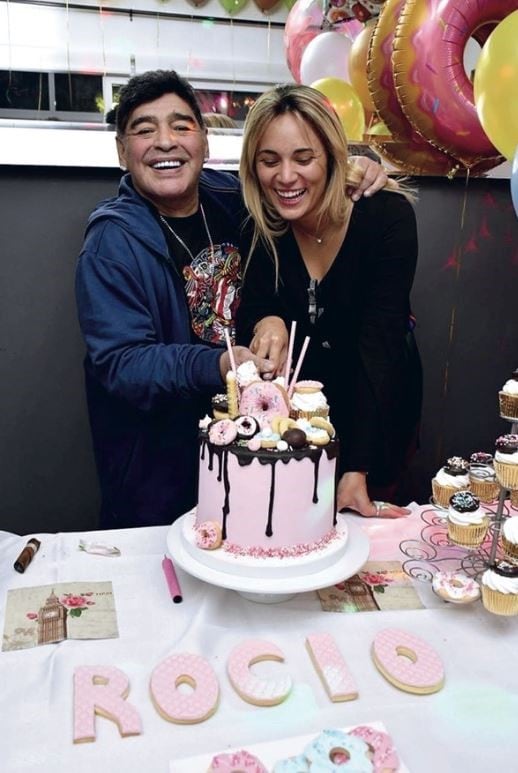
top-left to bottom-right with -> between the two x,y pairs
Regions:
481,561 -> 518,616
432,456 -> 470,509
468,452 -> 500,503
447,491 -> 490,548
494,434 -> 518,491
498,368 -> 518,421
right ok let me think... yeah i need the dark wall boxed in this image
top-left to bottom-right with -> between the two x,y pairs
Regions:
0,167 -> 517,534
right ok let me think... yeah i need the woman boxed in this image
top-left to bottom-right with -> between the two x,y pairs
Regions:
236,84 -> 422,518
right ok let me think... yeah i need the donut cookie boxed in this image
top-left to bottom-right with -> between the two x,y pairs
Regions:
234,415 -> 260,440
73,666 -> 142,743
150,653 -> 219,724
349,725 -> 399,773
227,639 -> 292,706
303,729 -> 372,773
208,750 -> 268,772
432,571 -> 480,604
305,632 -> 358,702
293,380 -> 324,394
273,754 -> 310,772
195,521 -> 223,550
371,628 -> 444,695
209,419 -> 238,446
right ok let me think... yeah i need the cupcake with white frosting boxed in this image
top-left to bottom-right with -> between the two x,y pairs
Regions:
447,491 -> 489,548
431,456 -> 470,509
498,368 -> 518,421
502,516 -> 518,562
481,561 -> 518,616
494,434 -> 518,491
469,452 -> 500,503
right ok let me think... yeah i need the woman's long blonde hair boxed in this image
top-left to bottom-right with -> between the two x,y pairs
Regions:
240,84 -> 412,280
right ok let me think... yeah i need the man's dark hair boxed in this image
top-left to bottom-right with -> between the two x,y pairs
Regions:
115,70 -> 203,136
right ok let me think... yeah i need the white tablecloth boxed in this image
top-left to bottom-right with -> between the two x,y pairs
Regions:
1,506 -> 517,772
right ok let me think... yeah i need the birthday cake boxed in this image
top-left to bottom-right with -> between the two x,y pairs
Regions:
181,360 -> 348,578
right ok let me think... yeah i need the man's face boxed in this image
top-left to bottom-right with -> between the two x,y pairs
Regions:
116,92 -> 208,216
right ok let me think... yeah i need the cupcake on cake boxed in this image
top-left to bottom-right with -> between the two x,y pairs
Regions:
469,452 -> 500,503
447,491 -> 489,548
494,434 -> 518,491
498,368 -> 518,421
501,516 -> 518,562
289,380 -> 329,420
481,561 -> 518,616
432,456 -> 470,508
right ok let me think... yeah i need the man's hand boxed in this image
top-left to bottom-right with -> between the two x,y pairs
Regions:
337,471 -> 410,518
219,346 -> 275,381
249,316 -> 289,375
347,156 -> 388,202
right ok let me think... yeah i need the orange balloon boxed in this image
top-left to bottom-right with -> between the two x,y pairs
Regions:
348,20 -> 377,114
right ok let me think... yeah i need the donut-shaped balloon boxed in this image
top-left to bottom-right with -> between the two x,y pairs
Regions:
368,0 -> 459,176
392,0 -> 515,166
238,382 -> 290,429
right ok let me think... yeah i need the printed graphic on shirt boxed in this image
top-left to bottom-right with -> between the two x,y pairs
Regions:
183,242 -> 242,344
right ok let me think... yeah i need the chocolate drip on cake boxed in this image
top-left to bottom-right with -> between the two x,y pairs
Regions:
265,462 -> 276,537
312,453 -> 320,504
221,449 -> 230,541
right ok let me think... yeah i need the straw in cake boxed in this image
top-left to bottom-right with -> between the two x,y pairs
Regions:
288,336 -> 311,398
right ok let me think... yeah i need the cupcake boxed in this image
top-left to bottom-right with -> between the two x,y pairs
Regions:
447,491 -> 489,548
468,452 -> 500,503
501,516 -> 518,562
289,380 -> 329,420
498,368 -> 518,421
431,456 -> 470,508
494,434 -> 518,491
481,561 -> 518,616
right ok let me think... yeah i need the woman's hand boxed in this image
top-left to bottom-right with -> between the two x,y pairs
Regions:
337,471 -> 410,518
347,156 -> 388,201
249,316 -> 289,375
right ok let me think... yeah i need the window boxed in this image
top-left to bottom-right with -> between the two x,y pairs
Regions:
0,71 -> 49,111
54,73 -> 103,113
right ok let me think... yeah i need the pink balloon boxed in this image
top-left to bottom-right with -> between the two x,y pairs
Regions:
300,31 -> 352,86
284,0 -> 324,83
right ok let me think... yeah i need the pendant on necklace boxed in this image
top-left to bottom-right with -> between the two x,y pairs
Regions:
315,237 -> 323,245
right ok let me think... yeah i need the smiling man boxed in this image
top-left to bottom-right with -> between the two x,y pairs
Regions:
75,70 -> 387,530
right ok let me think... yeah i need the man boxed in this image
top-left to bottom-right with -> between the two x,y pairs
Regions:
76,70 -> 387,530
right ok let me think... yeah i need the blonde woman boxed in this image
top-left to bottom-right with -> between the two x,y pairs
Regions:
236,84 -> 422,518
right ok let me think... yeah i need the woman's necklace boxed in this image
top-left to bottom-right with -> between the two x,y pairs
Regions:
159,202 -> 214,262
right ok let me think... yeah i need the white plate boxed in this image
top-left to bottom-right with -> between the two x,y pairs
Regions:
166,514 -> 369,600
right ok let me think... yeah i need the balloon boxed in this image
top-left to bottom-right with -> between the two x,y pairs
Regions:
311,77 -> 365,141
284,0 -> 324,83
348,19 -> 377,114
392,0 -> 515,165
300,31 -> 352,86
283,0 -> 297,8
366,121 -> 390,137
254,0 -> 280,9
512,146 -> 518,219
474,11 -> 518,162
326,0 -> 385,24
218,0 -> 248,13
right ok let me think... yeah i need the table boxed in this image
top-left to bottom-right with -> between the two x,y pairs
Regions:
1,504 -> 517,772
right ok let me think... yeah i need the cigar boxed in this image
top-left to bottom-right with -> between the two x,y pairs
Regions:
13,538 -> 41,573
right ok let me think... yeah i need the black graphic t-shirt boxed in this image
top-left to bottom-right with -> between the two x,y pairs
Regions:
159,204 -> 242,346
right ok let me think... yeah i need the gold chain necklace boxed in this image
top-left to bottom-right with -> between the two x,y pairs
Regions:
159,202 -> 214,262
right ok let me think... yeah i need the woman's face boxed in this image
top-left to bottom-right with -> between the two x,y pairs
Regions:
254,112 -> 329,229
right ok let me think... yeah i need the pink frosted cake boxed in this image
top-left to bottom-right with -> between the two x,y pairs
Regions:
181,363 -> 348,578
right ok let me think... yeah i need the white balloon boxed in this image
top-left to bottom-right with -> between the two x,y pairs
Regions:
300,31 -> 352,86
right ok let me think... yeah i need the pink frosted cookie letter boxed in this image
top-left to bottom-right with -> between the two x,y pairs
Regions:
227,639 -> 292,706
372,628 -> 445,695
305,632 -> 358,702
73,666 -> 142,743
150,653 -> 219,723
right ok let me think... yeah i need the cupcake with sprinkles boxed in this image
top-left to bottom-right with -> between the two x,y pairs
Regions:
431,456 -> 470,509
481,561 -> 518,616
468,452 -> 500,503
501,516 -> 518,563
447,491 -> 489,548
494,434 -> 518,491
498,367 -> 518,421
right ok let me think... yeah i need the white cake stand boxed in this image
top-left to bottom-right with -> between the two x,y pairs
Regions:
166,514 -> 370,604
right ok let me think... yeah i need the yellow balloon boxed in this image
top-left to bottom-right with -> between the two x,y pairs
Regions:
366,121 -> 391,137
348,20 -> 377,114
474,11 -> 518,161
311,77 -> 365,141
